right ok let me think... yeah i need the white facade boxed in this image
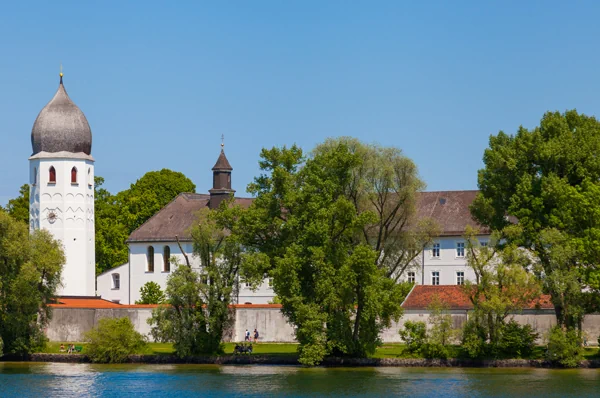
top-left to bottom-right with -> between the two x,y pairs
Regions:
29,153 -> 96,296
97,241 -> 276,304
96,263 -> 129,304
402,235 -> 489,287
97,234 -> 490,304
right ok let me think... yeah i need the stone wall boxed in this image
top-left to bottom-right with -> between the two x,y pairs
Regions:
46,308 -> 154,342
46,306 -> 600,345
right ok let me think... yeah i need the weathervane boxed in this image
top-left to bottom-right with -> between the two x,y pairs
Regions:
59,63 -> 63,84
221,134 -> 225,149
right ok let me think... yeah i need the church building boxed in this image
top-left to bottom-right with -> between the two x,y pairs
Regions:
24,74 -> 490,304
96,148 -> 490,304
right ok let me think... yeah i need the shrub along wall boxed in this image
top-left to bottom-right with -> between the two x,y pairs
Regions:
45,306 -> 600,345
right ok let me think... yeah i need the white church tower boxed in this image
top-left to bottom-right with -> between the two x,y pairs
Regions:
29,72 -> 96,296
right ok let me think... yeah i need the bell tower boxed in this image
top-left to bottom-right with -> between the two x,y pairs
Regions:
209,139 -> 234,209
29,71 -> 95,296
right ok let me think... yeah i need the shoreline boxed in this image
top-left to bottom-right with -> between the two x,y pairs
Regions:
2,354 -> 599,368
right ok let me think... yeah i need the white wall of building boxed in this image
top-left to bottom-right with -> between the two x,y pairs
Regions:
402,235 -> 489,286
98,241 -> 277,304
30,156 -> 95,296
98,235 -> 490,304
96,263 -> 129,303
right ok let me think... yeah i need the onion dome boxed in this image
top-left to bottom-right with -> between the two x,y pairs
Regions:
31,74 -> 92,155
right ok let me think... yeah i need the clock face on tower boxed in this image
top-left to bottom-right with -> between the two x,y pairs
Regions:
47,210 -> 57,224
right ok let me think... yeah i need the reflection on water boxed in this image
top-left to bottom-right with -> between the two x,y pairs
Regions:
0,362 -> 599,397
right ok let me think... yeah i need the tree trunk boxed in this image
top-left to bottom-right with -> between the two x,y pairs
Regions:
353,286 -> 363,344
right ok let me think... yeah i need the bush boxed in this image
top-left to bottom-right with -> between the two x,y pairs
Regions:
85,317 -> 147,363
399,321 -> 427,353
421,342 -> 449,359
499,320 -> 538,358
461,319 -> 487,359
545,326 -> 582,368
422,295 -> 456,358
136,281 -> 166,304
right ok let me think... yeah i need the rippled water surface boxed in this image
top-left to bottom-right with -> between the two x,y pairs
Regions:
0,362 -> 599,397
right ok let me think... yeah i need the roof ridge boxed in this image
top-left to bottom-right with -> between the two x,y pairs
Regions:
419,190 -> 480,194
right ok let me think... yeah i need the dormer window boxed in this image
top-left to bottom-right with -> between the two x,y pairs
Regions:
49,166 -> 56,183
71,167 -> 78,184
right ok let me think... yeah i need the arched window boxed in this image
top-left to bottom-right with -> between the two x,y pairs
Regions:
49,166 -> 56,183
163,246 -> 171,272
112,273 -> 120,289
71,167 -> 78,184
147,246 -> 155,272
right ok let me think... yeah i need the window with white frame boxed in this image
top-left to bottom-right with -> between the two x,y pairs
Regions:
431,271 -> 440,285
407,272 -> 416,283
480,240 -> 488,248
456,242 -> 465,257
112,273 -> 120,289
456,271 -> 465,285
432,243 -> 440,258
268,278 -> 273,287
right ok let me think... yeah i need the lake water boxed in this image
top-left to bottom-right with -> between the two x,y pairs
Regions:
0,362 -> 598,397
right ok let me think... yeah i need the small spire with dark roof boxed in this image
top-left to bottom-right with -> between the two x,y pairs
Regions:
209,138 -> 235,209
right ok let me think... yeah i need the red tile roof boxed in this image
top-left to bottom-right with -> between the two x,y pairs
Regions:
50,297 -> 125,309
402,285 -> 554,311
49,297 -> 284,310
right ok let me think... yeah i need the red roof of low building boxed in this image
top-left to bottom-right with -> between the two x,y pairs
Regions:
50,297 -> 125,309
49,297 -> 284,310
401,285 -> 554,311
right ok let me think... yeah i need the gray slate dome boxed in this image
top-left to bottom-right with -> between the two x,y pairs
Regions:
31,77 -> 92,155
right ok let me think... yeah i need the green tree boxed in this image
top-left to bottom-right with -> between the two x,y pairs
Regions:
6,184 -> 30,225
545,325 -> 583,367
94,170 -> 195,275
471,110 -> 600,329
116,169 -> 196,233
136,281 -> 166,304
463,228 -> 542,348
0,211 -> 65,355
94,177 -> 129,275
85,317 -> 148,363
398,320 -> 427,354
149,204 -> 242,356
421,295 -> 455,359
237,138 -> 427,365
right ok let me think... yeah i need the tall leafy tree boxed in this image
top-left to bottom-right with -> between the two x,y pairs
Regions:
463,227 -> 541,347
6,184 -> 30,225
237,138 -> 429,365
0,211 -> 65,355
149,204 -> 242,356
95,177 -> 129,274
95,170 -> 195,275
471,110 -> 600,328
116,169 -> 196,233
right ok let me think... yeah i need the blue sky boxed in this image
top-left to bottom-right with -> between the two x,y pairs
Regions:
2,1 -> 600,205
